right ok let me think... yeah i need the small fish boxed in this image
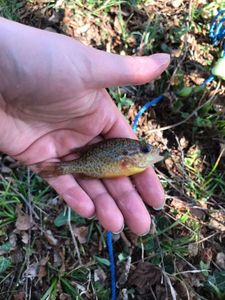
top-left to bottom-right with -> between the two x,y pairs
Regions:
34,138 -> 163,179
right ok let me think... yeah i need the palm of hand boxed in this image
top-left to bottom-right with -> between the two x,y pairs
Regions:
0,20 -> 168,235
13,88 -> 153,235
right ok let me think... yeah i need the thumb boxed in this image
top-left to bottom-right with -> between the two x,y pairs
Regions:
85,48 -> 170,88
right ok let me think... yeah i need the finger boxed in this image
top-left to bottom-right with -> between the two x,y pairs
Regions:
76,176 -> 124,233
133,167 -> 165,210
45,175 -> 95,218
103,177 -> 151,236
84,48 -> 170,88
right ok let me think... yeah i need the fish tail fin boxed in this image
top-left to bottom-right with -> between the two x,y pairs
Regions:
32,161 -> 67,178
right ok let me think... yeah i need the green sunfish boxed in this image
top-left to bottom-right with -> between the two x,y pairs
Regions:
34,138 -> 163,178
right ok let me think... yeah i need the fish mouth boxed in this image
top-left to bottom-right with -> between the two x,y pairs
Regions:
138,151 -> 165,168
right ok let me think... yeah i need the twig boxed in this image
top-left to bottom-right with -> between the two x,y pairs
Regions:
25,168 -> 32,300
155,236 -> 169,299
150,286 -> 157,300
147,81 -> 220,135
163,272 -> 177,300
67,207 -> 82,265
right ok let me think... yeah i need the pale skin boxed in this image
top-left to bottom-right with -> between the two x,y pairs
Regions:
0,18 -> 170,235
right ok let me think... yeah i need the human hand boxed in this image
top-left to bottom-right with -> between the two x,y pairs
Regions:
0,18 -> 170,235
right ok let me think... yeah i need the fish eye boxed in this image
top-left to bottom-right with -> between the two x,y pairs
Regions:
122,149 -> 129,155
141,144 -> 152,153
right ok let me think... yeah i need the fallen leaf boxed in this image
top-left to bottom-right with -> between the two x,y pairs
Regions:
209,212 -> 225,231
216,252 -> 225,270
23,263 -> 38,279
13,291 -> 25,300
16,207 -> 33,231
73,226 -> 88,244
188,243 -> 199,257
128,262 -> 162,290
38,256 -> 49,281
172,0 -> 183,8
44,230 -> 58,246
59,294 -> 72,300
21,232 -> 29,244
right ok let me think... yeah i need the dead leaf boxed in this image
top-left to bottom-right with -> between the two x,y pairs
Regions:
201,248 -> 213,264
73,226 -> 88,244
11,249 -> 24,264
59,294 -> 72,300
54,251 -> 62,268
216,252 -> 225,270
171,197 -> 189,212
171,0 -> 183,8
38,264 -> 47,281
13,291 -> 25,300
188,243 -> 199,257
21,232 -> 29,244
44,230 -> 58,246
94,267 -> 107,283
16,207 -> 33,231
190,207 -> 206,220
128,262 -> 162,291
23,263 -> 38,279
37,256 -> 49,281
1,166 -> 12,174
209,212 -> 225,231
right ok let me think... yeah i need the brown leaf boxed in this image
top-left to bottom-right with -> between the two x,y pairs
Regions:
21,232 -> 29,244
15,208 -> 33,231
44,230 -> 58,246
38,265 -> 47,281
94,267 -> 107,283
13,291 -> 25,300
23,263 -> 38,279
209,212 -> 225,231
128,262 -> 162,291
216,252 -> 225,270
38,256 -> 49,281
73,226 -> 88,244
59,294 -> 72,300
188,243 -> 199,257
201,248 -> 213,264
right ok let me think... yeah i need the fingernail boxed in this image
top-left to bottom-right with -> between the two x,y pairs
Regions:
112,224 -> 124,235
152,53 -> 170,66
153,202 -> 165,211
139,229 -> 150,237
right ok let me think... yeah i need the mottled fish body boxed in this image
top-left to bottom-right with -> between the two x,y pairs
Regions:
34,138 -> 163,178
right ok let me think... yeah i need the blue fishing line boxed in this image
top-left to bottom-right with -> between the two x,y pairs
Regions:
106,231 -> 116,300
106,95 -> 164,300
200,74 -> 215,87
106,9 -> 225,300
209,9 -> 225,54
132,95 -> 164,133
106,96 -> 164,300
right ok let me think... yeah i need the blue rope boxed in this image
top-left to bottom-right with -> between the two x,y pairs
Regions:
209,9 -> 225,55
106,9 -> 225,300
132,95 -> 164,133
106,231 -> 116,300
106,96 -> 164,300
200,74 -> 215,87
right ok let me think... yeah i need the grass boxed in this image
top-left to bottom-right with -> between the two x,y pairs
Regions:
0,0 -> 225,299
0,0 -> 23,20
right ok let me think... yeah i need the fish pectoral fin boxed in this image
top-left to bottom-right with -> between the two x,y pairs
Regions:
69,143 -> 94,155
